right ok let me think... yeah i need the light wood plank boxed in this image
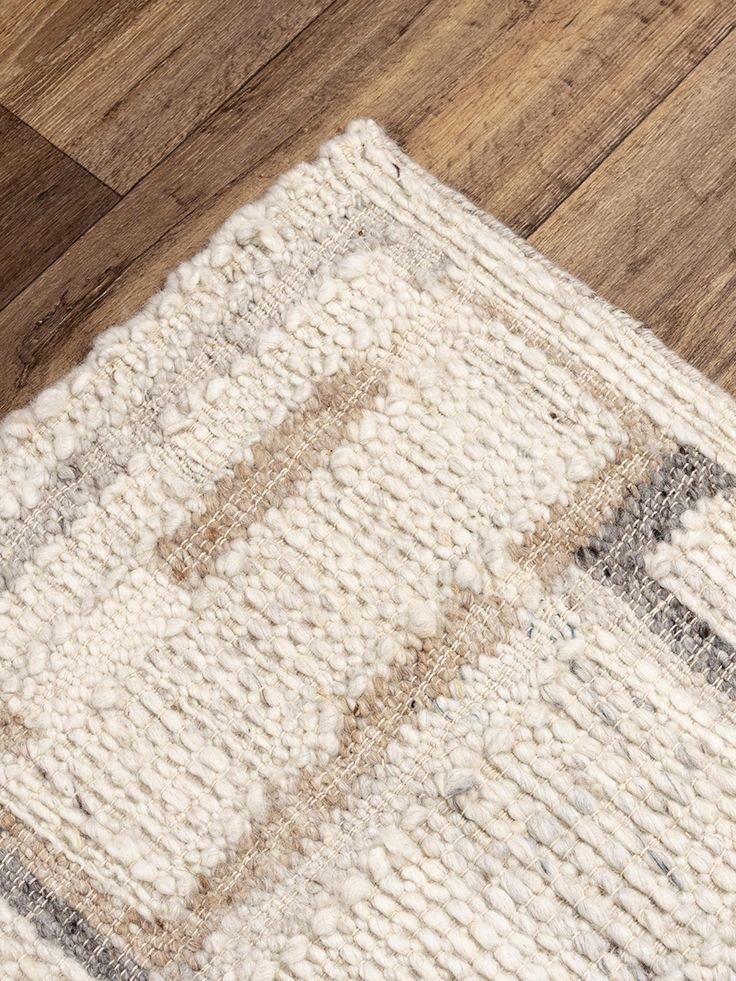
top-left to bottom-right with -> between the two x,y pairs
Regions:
0,0 -> 732,413
532,29 -> 736,393
0,105 -> 117,310
404,0 -> 734,233
0,0 -> 332,191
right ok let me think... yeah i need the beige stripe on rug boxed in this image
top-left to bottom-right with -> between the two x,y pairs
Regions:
1,119 -> 736,980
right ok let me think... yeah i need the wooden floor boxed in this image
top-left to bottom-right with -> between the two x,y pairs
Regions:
0,0 -> 734,415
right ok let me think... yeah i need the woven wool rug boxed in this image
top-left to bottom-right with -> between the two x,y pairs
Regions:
1,120 -> 736,981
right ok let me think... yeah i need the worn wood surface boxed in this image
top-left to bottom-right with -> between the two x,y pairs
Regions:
0,105 -> 117,310
532,28 -> 736,393
0,0 -> 331,192
0,0 -> 733,415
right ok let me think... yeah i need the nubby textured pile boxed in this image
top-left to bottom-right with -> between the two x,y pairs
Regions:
1,119 -> 736,980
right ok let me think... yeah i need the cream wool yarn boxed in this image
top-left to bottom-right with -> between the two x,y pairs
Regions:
1,119 -> 736,980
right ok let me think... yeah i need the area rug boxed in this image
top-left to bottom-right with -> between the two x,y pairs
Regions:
1,119 -> 735,980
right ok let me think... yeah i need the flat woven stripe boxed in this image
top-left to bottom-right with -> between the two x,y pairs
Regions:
1,119 -> 735,980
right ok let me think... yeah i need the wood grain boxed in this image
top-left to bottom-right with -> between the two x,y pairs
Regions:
0,0 -> 733,414
532,28 -> 736,393
0,0 -> 332,192
404,0 -> 734,234
0,105 -> 117,311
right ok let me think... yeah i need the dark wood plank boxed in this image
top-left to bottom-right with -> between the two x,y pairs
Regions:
532,29 -> 736,394
0,0 -> 333,192
0,0 -> 733,414
0,105 -> 117,310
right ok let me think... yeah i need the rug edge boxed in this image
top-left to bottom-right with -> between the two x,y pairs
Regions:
2,117 -> 734,464
333,118 -> 736,470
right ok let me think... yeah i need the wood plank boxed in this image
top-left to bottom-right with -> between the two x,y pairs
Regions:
0,105 -> 117,310
532,30 -> 736,394
0,0 -> 732,414
404,0 -> 734,234
0,0 -> 332,192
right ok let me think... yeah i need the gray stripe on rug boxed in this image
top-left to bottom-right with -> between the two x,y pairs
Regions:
575,444 -> 736,693
0,848 -> 148,980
